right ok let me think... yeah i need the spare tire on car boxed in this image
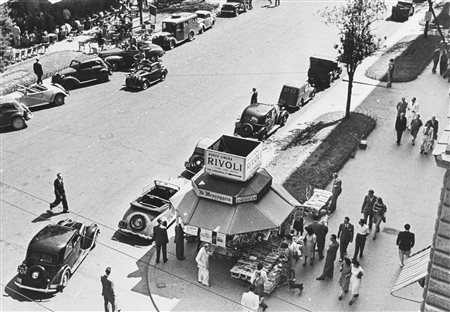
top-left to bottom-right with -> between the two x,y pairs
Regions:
240,123 -> 253,137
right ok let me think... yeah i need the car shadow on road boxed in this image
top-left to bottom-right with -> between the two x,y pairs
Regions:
31,210 -> 66,223
28,103 -> 59,112
111,230 -> 153,247
3,277 -> 53,303
0,126 -> 26,134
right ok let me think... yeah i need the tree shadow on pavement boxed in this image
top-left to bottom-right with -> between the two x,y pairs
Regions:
128,248 -> 155,296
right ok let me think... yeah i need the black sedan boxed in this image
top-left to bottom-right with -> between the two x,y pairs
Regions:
98,44 -> 164,71
125,61 -> 168,90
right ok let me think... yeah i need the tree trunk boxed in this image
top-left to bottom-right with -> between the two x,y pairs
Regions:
345,71 -> 354,119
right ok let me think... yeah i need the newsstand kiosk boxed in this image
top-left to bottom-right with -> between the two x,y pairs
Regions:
170,135 -> 301,293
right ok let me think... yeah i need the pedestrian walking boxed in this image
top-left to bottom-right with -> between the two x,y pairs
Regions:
195,243 -> 213,286
250,88 -> 258,104
386,58 -> 395,88
309,214 -> 328,260
174,220 -> 185,260
425,116 -> 439,141
101,267 -> 117,312
348,259 -> 364,306
293,215 -> 304,236
410,114 -> 423,146
302,226 -> 316,266
396,224 -> 415,267
250,263 -> 268,311
241,288 -> 260,312
372,197 -> 387,240
153,218 -> 168,264
361,190 -> 376,229
329,172 -> 342,213
440,49 -> 448,76
395,113 -> 407,145
338,258 -> 352,301
33,59 -> 43,85
420,123 -> 435,154
49,173 -> 68,212
432,47 -> 441,74
353,219 -> 370,260
316,234 -> 339,280
407,97 -> 419,129
396,97 -> 408,117
248,0 -> 253,10
274,0 -> 280,6
337,217 -> 354,262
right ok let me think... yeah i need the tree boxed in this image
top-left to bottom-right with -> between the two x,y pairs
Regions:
0,3 -> 13,71
322,0 -> 386,119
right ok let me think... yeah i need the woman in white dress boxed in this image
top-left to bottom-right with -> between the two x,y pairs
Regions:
407,97 -> 419,129
420,123 -> 435,154
349,259 -> 364,306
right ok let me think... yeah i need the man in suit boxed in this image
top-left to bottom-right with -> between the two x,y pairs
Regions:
153,218 -> 169,263
425,116 -> 439,141
33,59 -> 43,85
309,214 -> 328,260
250,88 -> 258,104
396,223 -> 415,267
101,267 -> 117,312
361,190 -> 377,229
337,216 -> 354,262
49,173 -> 68,212
329,172 -> 342,212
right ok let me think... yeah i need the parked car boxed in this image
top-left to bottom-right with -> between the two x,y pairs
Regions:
51,58 -> 112,90
125,61 -> 168,90
278,82 -> 316,110
221,0 -> 249,16
195,10 -> 216,33
307,55 -> 342,89
98,45 -> 164,71
118,180 -> 184,240
0,99 -> 32,130
234,103 -> 289,141
391,0 -> 414,22
184,137 -> 215,174
152,13 -> 200,50
5,83 -> 68,107
15,219 -> 99,293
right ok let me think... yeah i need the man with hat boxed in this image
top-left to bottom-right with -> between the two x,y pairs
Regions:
153,217 -> 168,264
33,59 -> 43,85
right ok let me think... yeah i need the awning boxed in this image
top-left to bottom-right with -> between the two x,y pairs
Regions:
171,183 -> 298,235
391,246 -> 431,293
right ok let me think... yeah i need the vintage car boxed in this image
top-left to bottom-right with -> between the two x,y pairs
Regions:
98,45 -> 165,71
118,180 -> 183,240
184,137 -> 215,174
278,82 -> 316,109
391,0 -> 414,22
234,103 -> 289,141
307,55 -> 342,89
152,13 -> 200,50
125,61 -> 168,90
51,58 -> 112,90
0,99 -> 32,130
220,3 -> 241,16
15,219 -> 99,293
195,10 -> 216,33
5,83 -> 68,107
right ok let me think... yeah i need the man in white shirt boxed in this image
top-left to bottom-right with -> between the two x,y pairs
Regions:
250,263 -> 268,311
195,243 -> 213,287
241,290 -> 259,312
352,219 -> 370,261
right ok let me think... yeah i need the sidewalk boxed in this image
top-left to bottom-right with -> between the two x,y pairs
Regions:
145,3 -> 449,312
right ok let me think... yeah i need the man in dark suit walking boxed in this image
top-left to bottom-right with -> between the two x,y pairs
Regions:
49,173 -> 68,212
337,216 -> 354,262
153,218 -> 169,263
250,88 -> 258,104
309,214 -> 328,260
33,59 -> 43,84
361,190 -> 376,229
396,223 -> 415,267
101,267 -> 117,312
329,172 -> 342,212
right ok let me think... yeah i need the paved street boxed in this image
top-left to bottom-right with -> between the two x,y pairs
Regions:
0,0 -> 434,311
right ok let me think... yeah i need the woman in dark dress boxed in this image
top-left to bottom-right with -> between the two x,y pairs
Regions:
316,234 -> 339,280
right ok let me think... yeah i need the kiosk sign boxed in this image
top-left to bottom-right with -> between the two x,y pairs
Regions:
205,135 -> 262,182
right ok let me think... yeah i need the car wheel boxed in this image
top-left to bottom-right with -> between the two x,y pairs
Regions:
11,117 -> 25,130
310,89 -> 316,99
235,10 -> 239,16
130,214 -> 147,231
27,265 -> 47,286
160,73 -> 166,81
240,123 -> 253,137
199,26 -> 204,34
100,72 -> 109,83
258,132 -> 267,141
91,231 -> 99,249
168,40 -> 176,50
188,31 -> 194,41
53,93 -> 65,106
300,98 -> 305,106
192,156 -> 204,169
142,80 -> 150,90
150,54 -> 158,62
61,271 -> 70,290
211,20 -> 215,27
280,114 -> 288,126
110,62 -> 119,72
